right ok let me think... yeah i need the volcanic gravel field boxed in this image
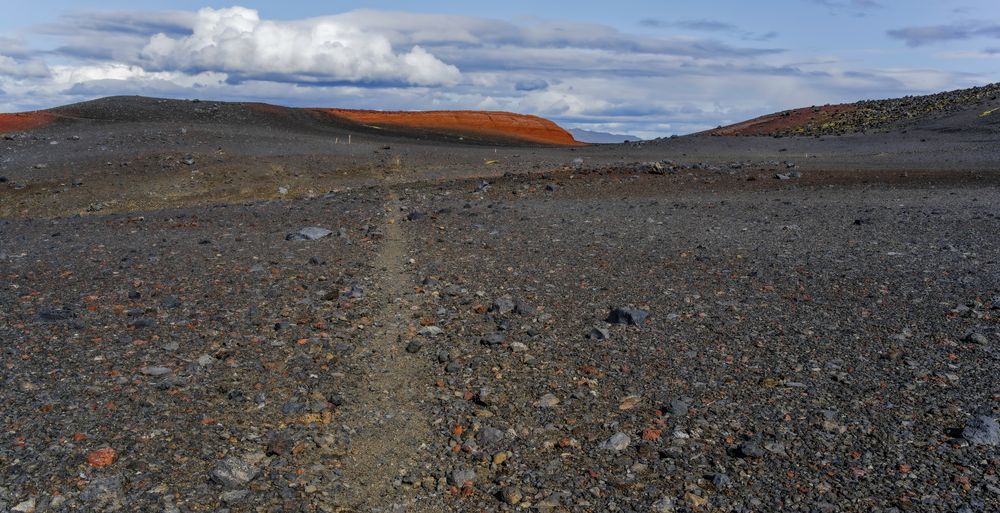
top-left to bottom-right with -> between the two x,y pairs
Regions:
1,96 -> 1000,513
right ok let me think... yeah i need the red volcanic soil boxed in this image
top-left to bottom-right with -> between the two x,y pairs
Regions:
313,109 -> 583,146
0,111 -> 58,133
707,103 -> 857,136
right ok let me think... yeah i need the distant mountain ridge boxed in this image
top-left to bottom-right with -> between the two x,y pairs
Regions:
569,128 -> 641,143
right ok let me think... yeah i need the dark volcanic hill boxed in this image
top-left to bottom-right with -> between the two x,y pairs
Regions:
0,96 -> 581,147
705,82 -> 1000,137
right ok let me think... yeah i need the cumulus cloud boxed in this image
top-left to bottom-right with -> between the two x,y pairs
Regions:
136,7 -> 460,86
0,54 -> 50,79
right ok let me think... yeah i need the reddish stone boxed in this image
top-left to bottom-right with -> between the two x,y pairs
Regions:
87,447 -> 117,468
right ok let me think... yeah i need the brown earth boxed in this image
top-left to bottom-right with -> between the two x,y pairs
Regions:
0,111 -> 58,133
314,108 -> 582,146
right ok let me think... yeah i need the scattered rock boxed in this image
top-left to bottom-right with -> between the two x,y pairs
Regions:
210,457 -> 260,489
11,498 -> 36,513
80,475 -> 124,511
606,307 -> 649,326
964,332 -> 988,344
221,490 -> 250,504
448,468 -> 475,486
477,427 -> 504,447
732,439 -> 766,459
140,366 -> 171,376
651,497 -> 675,512
499,486 -> 523,505
601,432 -> 630,451
286,227 -> 333,241
87,447 -> 117,468
419,326 -> 443,337
588,327 -> 610,340
961,416 -> 1000,446
480,333 -> 505,346
536,393 -> 560,408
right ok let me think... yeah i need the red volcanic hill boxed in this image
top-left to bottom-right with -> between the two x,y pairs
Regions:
0,111 -> 58,132
312,108 -> 582,146
0,97 -> 582,146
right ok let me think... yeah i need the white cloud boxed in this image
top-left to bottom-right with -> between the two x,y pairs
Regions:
138,7 -> 460,86
0,54 -> 50,79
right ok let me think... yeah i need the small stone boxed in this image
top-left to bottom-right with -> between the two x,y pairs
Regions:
480,333 -> 505,346
477,427 -> 504,447
711,473 -> 732,489
964,332 -> 988,344
668,399 -> 689,416
197,354 -> 216,366
11,498 -> 36,513
733,441 -> 765,459
535,492 -> 568,510
211,457 -> 260,489
87,447 -> 117,468
266,430 -> 294,456
448,468 -> 475,486
287,227 -> 333,241
607,307 -> 649,326
962,416 -> 1000,446
500,486 -> 523,505
80,475 -> 124,511
419,326 -> 443,337
685,492 -> 707,508
602,432 -> 631,451
490,297 -> 516,314
140,366 -> 171,376
510,342 -> 529,352
536,393 -> 560,408
405,340 -> 422,353
588,327 -> 610,340
220,489 -> 250,504
651,497 -> 675,512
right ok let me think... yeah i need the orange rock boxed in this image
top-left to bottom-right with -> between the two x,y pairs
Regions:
641,428 -> 662,441
87,447 -> 117,468
0,111 -> 56,133
312,108 -> 582,146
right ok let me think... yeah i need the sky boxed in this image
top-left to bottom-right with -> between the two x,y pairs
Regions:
1,1 -> 998,138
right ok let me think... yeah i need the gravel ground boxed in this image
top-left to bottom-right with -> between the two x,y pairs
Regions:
1,97 -> 1000,512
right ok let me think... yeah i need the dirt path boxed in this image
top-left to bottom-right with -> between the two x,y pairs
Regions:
334,187 -> 440,511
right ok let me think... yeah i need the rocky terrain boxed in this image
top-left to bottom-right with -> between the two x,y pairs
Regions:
707,83 -> 1000,137
1,94 -> 999,513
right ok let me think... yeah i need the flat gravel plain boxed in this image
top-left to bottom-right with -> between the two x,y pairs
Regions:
1,98 -> 999,512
